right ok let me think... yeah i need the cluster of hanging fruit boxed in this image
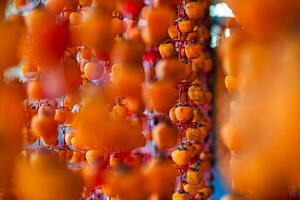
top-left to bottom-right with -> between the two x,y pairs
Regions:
0,0 -> 215,199
219,0 -> 300,199
156,1 -> 214,200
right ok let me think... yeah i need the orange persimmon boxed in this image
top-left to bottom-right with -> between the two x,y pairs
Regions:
152,122 -> 178,150
143,81 -> 178,114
